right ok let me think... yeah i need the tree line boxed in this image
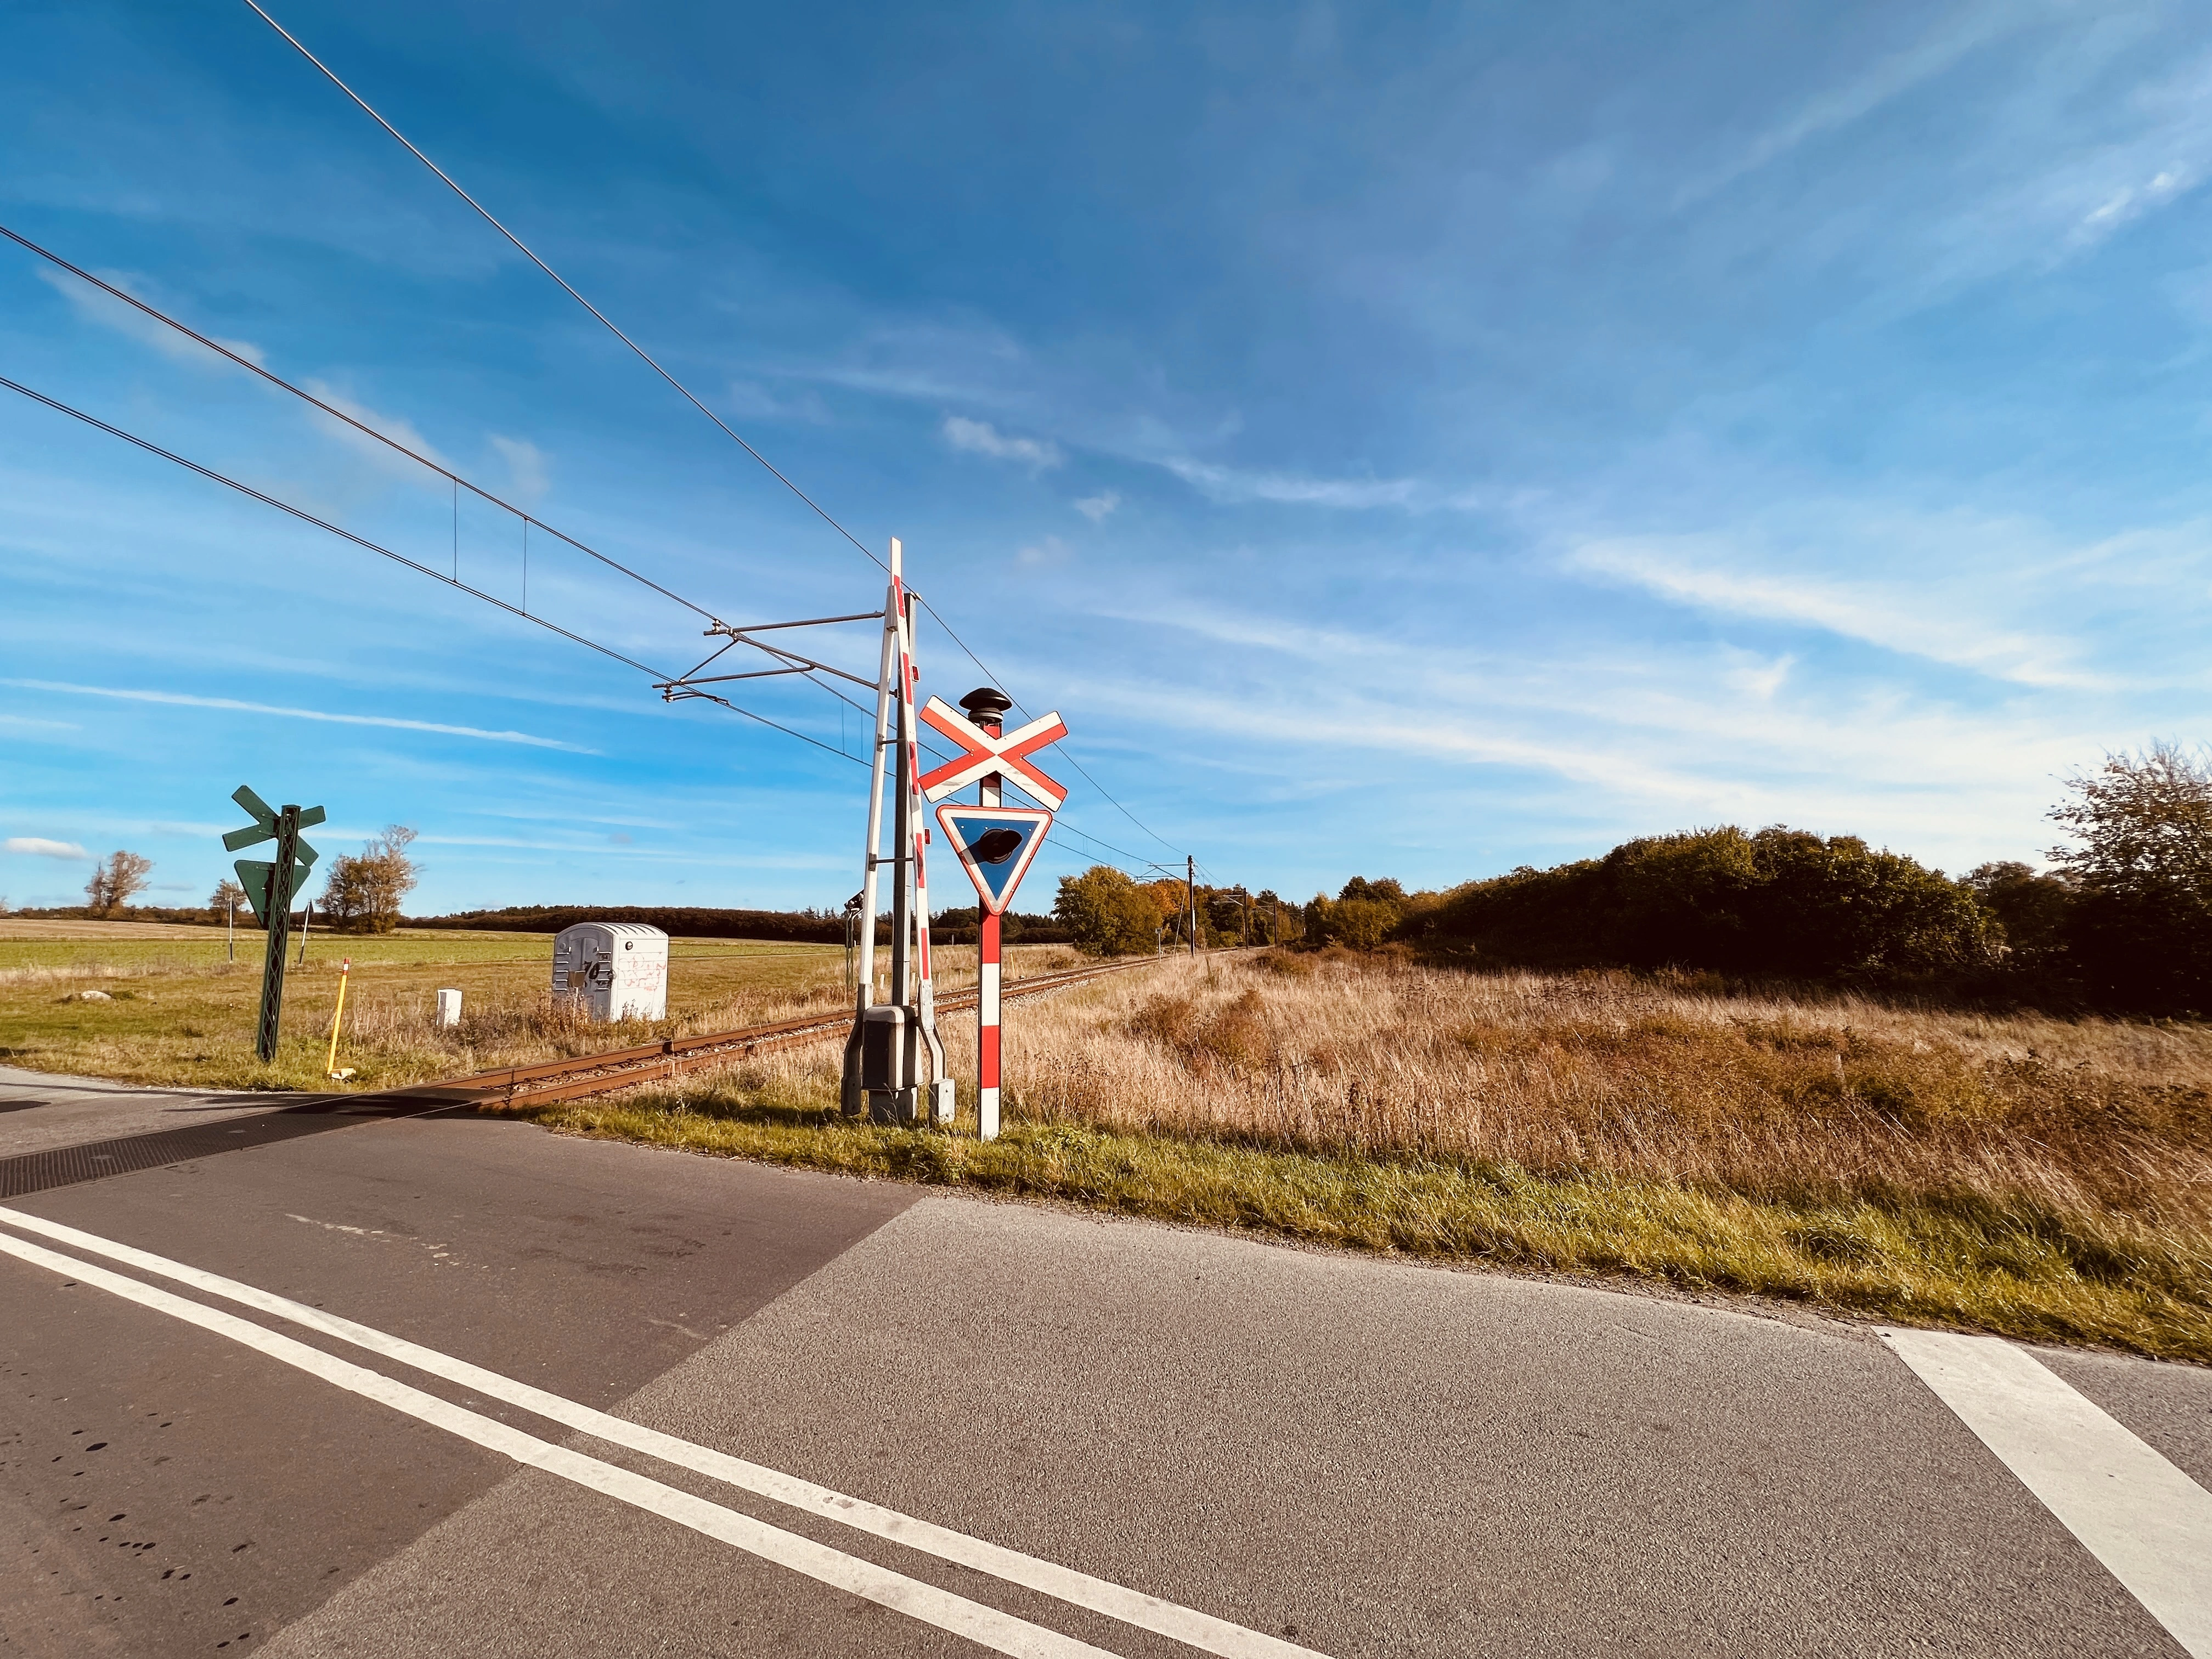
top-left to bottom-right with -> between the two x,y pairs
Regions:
1053,745 -> 2212,1018
39,825 -> 422,933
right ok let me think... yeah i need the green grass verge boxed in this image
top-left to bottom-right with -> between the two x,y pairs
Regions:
491,1082 -> 2212,1365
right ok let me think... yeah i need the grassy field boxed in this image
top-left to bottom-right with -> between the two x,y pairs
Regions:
491,950 -> 2212,1362
13,926 -> 2209,1358
0,918 -> 1077,1092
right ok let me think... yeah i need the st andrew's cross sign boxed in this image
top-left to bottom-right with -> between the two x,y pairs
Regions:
221,784 -> 325,1063
917,697 -> 1068,810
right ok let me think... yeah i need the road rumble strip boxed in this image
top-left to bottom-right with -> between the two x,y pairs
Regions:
0,1203 -> 1325,1659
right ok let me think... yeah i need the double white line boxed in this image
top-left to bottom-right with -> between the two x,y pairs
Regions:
0,1204 -> 1327,1659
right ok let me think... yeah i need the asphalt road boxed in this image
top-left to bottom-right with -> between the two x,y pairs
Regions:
1,1071 -> 2207,1658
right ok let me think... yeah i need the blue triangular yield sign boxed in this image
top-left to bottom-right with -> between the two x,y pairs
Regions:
935,805 -> 1053,916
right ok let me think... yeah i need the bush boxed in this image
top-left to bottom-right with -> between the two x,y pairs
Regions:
1409,825 -> 1996,984
2049,744 -> 2212,1015
1054,865 -> 1163,956
1304,877 -> 1405,952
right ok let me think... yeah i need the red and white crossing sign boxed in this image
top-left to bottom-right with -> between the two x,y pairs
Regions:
917,697 -> 1067,810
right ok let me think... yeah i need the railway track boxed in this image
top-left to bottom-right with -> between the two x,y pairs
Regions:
411,953 -> 1170,1111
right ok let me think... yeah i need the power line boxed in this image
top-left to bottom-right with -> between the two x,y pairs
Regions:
3,364 -> 1152,874
914,596 -> 1189,859
0,222 -> 887,731
0,373 -> 864,767
239,0 -> 887,578
242,0 -> 1193,868
0,223 -> 725,623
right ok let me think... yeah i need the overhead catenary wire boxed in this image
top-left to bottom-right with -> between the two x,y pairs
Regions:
238,0 -> 887,578
0,224 -> 728,627
913,596 -> 1190,860
242,0 -> 1202,882
5,211 -> 1149,862
239,4 -> 1194,864
0,373 -> 864,767
0,222 -> 889,730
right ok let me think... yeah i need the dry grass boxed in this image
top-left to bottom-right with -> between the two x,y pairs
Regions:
502,950 -> 2212,1361
0,921 -> 1080,1093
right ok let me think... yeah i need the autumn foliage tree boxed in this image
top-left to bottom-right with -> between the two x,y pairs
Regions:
2047,744 -> 2212,1013
208,877 -> 248,923
320,826 -> 420,934
1055,865 -> 1165,956
83,851 -> 153,917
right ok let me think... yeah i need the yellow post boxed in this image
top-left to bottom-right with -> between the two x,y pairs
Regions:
325,957 -> 352,1080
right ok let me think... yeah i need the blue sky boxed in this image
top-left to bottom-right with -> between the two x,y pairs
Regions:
5,1 -> 2211,915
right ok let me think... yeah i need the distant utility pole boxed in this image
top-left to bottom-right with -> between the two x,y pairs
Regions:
1187,855 -> 1199,957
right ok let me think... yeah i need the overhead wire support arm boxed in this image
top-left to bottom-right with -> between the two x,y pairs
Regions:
656,611 -> 887,702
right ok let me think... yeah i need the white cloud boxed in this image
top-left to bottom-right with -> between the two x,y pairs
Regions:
4,837 -> 88,860
1566,537 -> 2099,688
1724,651 -> 1795,700
1018,534 -> 1072,567
726,380 -> 831,424
2,679 -> 595,752
35,266 -> 268,368
2073,165 -> 2196,246
1675,4 -> 2030,208
943,415 -> 1064,471
1156,455 -> 1417,509
1074,490 -> 1121,523
301,379 -> 452,474
488,434 -> 550,504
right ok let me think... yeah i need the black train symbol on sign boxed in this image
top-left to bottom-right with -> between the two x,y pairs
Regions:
971,827 -> 1024,865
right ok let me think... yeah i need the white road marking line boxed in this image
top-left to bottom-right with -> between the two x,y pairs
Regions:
0,1225 -> 1116,1659
1883,1327 -> 2212,1658
0,1204 -> 1327,1659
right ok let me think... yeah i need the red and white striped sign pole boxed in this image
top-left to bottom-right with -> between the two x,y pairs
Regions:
922,689 -> 1061,1142
962,687 -> 1013,1139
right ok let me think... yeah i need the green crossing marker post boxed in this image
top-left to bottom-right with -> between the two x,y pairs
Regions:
222,785 -> 325,1063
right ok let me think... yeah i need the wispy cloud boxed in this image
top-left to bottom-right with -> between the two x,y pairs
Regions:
943,415 -> 1063,471
2072,165 -> 2196,247
1566,537 -> 2099,687
300,379 -> 451,474
1155,456 -> 1417,509
487,434 -> 549,503
725,380 -> 831,424
3,680 -> 596,752
1018,534 -> 1071,567
3,837 -> 88,860
35,266 -> 268,368
1675,5 -> 2030,208
1074,490 -> 1121,523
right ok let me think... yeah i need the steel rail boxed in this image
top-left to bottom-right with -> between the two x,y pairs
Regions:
409,955 -> 1169,1111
